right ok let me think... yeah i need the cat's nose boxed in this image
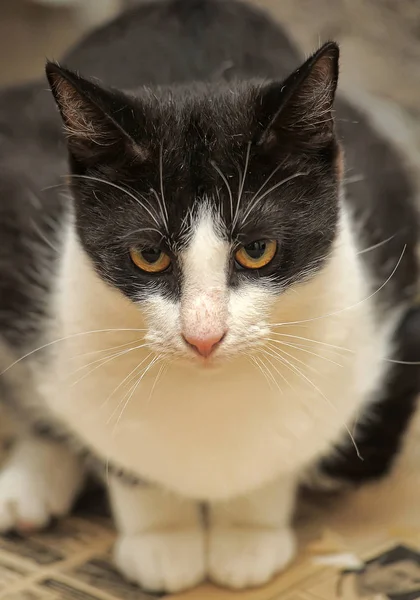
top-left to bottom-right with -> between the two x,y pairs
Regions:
183,332 -> 226,357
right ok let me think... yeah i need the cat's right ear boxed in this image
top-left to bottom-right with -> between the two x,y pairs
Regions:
46,62 -> 146,167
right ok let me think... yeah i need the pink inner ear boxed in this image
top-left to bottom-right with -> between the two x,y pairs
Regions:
51,74 -> 112,143
295,51 -> 337,118
256,44 -> 339,152
49,70 -> 148,165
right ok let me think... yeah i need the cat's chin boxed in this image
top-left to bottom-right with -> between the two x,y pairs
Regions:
174,353 -> 229,372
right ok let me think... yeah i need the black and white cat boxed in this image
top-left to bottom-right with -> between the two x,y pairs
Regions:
0,0 -> 420,593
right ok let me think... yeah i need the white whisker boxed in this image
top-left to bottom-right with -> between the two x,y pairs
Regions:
146,361 -> 166,407
151,187 -> 169,233
270,245 -> 406,328
267,338 -> 344,367
248,355 -> 276,392
70,339 -> 144,367
101,352 -> 156,414
118,227 -> 165,240
241,171 -> 308,225
270,332 -> 353,354
232,141 -> 252,230
1,328 -> 148,375
357,234 -> 396,256
69,343 -> 150,388
239,162 -> 283,221
29,217 -> 60,253
68,174 -> 161,228
384,358 -> 420,366
106,352 -> 154,423
262,347 -> 362,460
264,343 -> 320,377
259,353 -> 294,393
269,338 -> 346,359
112,355 -> 162,434
70,338 -> 145,361
210,160 -> 234,221
159,143 -> 169,227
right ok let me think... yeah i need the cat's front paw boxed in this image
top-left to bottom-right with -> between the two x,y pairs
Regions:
0,439 -> 84,533
208,526 -> 296,589
114,528 -> 206,593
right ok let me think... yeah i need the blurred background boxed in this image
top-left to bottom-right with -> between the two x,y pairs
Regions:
1,0 -> 420,137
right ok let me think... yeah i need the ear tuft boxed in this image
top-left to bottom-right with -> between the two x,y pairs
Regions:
296,42 -> 339,126
46,62 -> 145,167
258,42 -> 339,149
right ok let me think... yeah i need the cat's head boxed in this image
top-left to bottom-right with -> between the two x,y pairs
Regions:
47,42 -> 341,363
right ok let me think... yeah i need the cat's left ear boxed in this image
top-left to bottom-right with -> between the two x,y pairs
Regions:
257,42 -> 339,149
46,62 -> 145,167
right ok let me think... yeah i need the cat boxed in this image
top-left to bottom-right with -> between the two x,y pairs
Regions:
0,0 -> 420,593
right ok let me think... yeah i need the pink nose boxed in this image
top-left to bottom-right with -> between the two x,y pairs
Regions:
183,332 -> 226,357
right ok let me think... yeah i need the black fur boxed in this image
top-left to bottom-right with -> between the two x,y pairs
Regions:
320,306 -> 420,483
0,0 -> 303,353
46,42 -> 340,302
0,0 -> 418,490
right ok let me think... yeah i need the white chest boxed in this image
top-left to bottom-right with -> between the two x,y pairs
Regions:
37,319 -> 383,501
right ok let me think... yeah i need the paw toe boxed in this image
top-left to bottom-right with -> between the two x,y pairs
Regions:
115,529 -> 205,593
209,526 -> 296,589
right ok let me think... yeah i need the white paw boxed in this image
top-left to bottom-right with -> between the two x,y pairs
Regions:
114,528 -> 206,593
0,440 -> 84,532
208,526 -> 296,589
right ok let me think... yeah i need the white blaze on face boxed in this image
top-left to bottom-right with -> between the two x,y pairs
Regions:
142,205 -> 273,359
180,209 -> 229,345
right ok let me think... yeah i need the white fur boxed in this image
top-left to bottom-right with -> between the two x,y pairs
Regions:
40,207 -> 385,498
208,476 -> 297,588
0,436 -> 84,531
208,527 -> 295,589
180,209 -> 229,343
143,207 -> 273,358
110,481 -> 205,592
24,202 -> 391,591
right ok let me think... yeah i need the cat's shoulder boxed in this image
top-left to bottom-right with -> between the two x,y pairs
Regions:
337,91 -> 420,309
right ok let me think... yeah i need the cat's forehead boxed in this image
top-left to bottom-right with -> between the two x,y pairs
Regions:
98,88 -> 331,242
138,84 -> 261,155
126,87 -> 299,203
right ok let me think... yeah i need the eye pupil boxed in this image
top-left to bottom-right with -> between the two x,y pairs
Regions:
234,239 -> 277,270
244,241 -> 267,260
130,247 -> 171,273
141,248 -> 161,264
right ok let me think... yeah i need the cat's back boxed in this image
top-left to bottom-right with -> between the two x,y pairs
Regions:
64,0 -> 300,86
336,96 -> 419,310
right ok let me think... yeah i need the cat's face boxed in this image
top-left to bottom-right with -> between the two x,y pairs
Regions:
47,43 -> 340,363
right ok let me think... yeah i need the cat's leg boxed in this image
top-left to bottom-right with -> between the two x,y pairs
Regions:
110,478 -> 206,593
0,435 -> 85,532
208,475 -> 298,589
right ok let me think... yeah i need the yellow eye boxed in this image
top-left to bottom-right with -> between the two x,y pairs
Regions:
235,240 -> 277,269
130,247 -> 171,273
